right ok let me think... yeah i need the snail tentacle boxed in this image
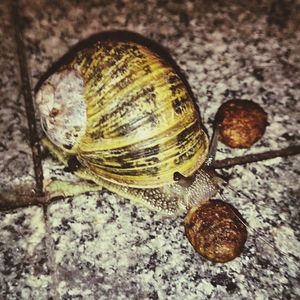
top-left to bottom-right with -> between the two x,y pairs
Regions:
173,171 -> 195,188
205,123 -> 221,168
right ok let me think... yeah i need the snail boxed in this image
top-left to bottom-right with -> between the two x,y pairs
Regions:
36,33 -> 248,261
216,100 -> 268,149
184,200 -> 248,263
36,34 -> 225,213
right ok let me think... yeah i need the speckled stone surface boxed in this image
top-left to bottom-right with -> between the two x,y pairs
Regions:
0,3 -> 36,207
1,0 -> 300,299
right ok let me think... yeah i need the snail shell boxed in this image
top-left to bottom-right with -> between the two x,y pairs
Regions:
37,36 -> 216,213
216,99 -> 268,148
184,200 -> 247,263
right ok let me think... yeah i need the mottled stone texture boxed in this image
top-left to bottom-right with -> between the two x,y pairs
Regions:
0,0 -> 299,299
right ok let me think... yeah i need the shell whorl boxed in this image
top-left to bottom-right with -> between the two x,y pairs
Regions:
38,40 -> 209,188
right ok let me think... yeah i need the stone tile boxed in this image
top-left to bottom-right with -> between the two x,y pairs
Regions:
0,0 -> 299,299
0,3 -> 36,210
0,206 -> 53,299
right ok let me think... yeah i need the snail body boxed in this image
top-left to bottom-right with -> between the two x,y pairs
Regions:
37,37 -> 220,214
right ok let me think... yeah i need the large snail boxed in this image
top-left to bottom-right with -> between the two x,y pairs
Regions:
36,33 -> 247,262
36,33 -> 224,213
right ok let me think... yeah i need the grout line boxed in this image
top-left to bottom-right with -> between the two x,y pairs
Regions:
10,2 -> 60,298
10,0 -> 44,197
43,205 -> 60,300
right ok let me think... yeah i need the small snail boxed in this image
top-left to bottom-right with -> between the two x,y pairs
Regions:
216,100 -> 268,148
185,200 -> 248,263
36,33 -> 246,261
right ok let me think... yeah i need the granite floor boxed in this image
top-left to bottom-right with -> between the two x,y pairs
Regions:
0,1 -> 300,299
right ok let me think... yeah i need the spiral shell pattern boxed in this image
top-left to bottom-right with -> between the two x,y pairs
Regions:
38,40 -> 209,188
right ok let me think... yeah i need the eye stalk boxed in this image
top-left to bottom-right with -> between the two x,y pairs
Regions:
173,172 -> 195,187
205,123 -> 221,168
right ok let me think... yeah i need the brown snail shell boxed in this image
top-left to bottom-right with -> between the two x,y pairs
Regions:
184,200 -> 247,263
216,99 -> 268,149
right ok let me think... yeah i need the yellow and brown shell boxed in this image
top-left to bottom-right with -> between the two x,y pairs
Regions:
36,38 -> 209,190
